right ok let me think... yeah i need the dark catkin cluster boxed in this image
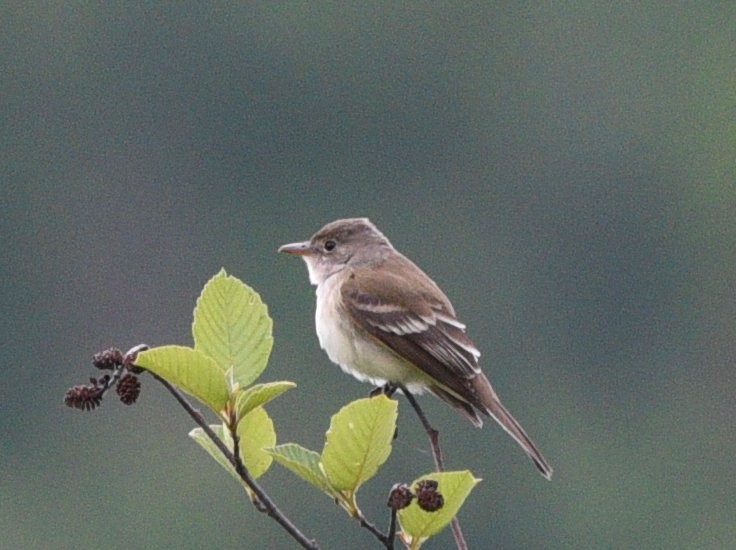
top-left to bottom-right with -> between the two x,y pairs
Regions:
64,347 -> 143,411
387,483 -> 415,510
387,479 -> 444,513
64,378 -> 107,410
91,348 -> 125,370
414,479 -> 444,512
116,373 -> 141,405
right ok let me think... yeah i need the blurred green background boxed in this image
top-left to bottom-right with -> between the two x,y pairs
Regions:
3,3 -> 734,549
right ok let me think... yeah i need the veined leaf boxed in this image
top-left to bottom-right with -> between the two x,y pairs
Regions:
192,269 -> 274,388
398,471 -> 481,549
267,443 -> 336,497
321,396 -> 398,493
234,381 -> 296,421
135,345 -> 228,412
190,411 -> 276,493
189,424 -> 239,482
237,406 -> 276,479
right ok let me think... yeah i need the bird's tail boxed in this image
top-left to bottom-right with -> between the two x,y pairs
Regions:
474,375 -> 553,480
431,375 -> 553,479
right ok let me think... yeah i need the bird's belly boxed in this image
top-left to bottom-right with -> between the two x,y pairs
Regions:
314,282 -> 428,392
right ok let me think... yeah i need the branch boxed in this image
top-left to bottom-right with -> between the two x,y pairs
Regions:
356,512 -> 392,548
386,508 -> 398,549
151,372 -> 319,550
397,385 -> 468,550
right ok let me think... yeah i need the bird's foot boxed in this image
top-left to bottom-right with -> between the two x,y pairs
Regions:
370,383 -> 397,398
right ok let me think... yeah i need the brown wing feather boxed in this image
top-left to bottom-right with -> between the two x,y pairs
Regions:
341,255 -> 484,406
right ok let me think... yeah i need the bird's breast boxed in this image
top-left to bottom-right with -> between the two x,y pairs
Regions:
314,276 -> 430,392
314,277 -> 358,369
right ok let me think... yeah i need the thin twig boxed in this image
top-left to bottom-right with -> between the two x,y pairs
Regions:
356,512 -> 391,548
449,512 -> 468,549
150,372 -> 319,550
397,385 -> 468,550
230,432 -> 267,512
398,388 -> 444,471
385,508 -> 398,550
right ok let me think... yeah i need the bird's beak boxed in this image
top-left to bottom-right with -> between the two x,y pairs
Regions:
278,241 -> 313,256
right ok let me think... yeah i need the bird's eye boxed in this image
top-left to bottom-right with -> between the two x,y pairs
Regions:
324,239 -> 337,252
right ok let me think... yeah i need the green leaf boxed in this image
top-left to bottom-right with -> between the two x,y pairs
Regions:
237,406 -> 276,479
267,443 -> 336,497
321,395 -> 398,494
189,424 -> 239,483
398,471 -> 481,549
192,269 -> 274,388
234,381 -> 296,421
135,345 -> 228,412
190,411 -> 276,490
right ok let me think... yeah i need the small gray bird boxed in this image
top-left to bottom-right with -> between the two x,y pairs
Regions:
279,218 -> 552,479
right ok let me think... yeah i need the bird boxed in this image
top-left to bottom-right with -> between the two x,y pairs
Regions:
279,217 -> 552,479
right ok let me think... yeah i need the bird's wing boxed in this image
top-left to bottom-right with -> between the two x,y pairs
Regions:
341,259 -> 481,389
